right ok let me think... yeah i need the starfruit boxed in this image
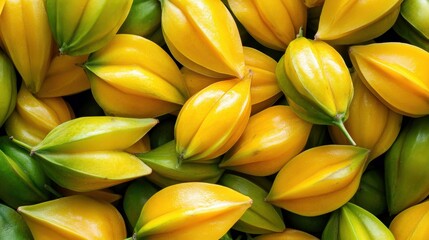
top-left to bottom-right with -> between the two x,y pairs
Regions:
36,54 -> 90,98
0,136 -> 51,209
266,145 -> 369,216
393,0 -> 429,52
227,0 -> 307,51
276,36 -> 355,145
137,140 -> 224,188
0,49 -> 16,127
321,202 -> 394,240
389,200 -> 429,240
219,173 -> 285,234
304,0 -> 324,8
148,116 -> 176,149
349,42 -> 429,117
315,0 -> 402,45
46,0 -> 132,56
5,84 -> 74,147
18,195 -> 127,240
133,182 -> 252,240
350,168 -> 387,216
85,34 -> 188,118
123,179 -> 158,228
0,0 -> 54,93
283,210 -> 330,236
125,134 -> 151,154
118,0 -> 162,43
175,76 -> 251,162
161,0 -> 246,78
182,46 -> 282,114
329,71 -> 402,162
0,203 -> 33,240
254,228 -> 319,240
220,105 -> 312,176
385,115 -> 429,215
0,0 -> 4,14
32,115 -> 158,153
56,187 -> 122,204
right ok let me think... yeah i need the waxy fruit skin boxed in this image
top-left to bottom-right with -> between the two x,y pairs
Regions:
46,0 -> 132,56
161,0 -> 246,78
349,42 -> 429,117
385,116 -> 429,215
0,49 -> 16,127
329,71 -> 402,162
175,77 -> 251,162
0,203 -> 33,240
18,195 -> 127,240
254,228 -> 319,240
276,36 -> 355,144
85,34 -> 188,118
5,85 -> 74,147
133,182 -> 252,240
220,105 -> 312,176
315,0 -> 402,45
322,202 -> 394,240
227,0 -> 307,51
389,200 -> 429,240
36,54 -> 90,98
0,0 -> 53,94
266,145 -> 369,216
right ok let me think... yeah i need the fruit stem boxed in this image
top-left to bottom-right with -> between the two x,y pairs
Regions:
9,136 -> 32,152
296,27 -> 304,38
333,119 -> 356,146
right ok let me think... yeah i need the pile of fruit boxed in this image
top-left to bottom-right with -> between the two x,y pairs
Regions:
1,0 -> 429,239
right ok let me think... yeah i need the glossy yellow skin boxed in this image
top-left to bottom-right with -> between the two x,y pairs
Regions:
32,116 -> 158,153
182,46 -> 281,114
86,34 -> 188,118
220,105 -> 312,176
329,72 -> 403,161
5,85 -> 74,146
161,0 -> 246,78
254,228 -> 319,240
0,0 -> 5,14
125,134 -> 151,154
175,77 -> 251,162
134,182 -> 252,240
0,0 -> 53,93
228,0 -> 307,51
37,54 -> 90,98
47,0 -> 132,56
315,0 -> 402,44
266,145 -> 369,216
18,195 -> 126,240
0,49 -> 16,127
390,200 -> 429,240
350,42 -> 429,117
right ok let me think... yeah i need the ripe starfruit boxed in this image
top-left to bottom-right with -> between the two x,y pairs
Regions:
161,0 -> 246,78
385,116 -> 429,215
0,49 -> 16,127
303,0 -> 324,8
0,0 -> 54,93
137,140 -> 224,187
220,105 -> 312,176
254,228 -> 319,240
349,42 -> 429,117
266,145 -> 369,216
0,136 -> 51,208
329,71 -> 402,162
175,76 -> 251,162
36,54 -> 90,98
0,203 -> 33,240
315,0 -> 402,45
219,173 -> 285,234
18,195 -> 127,240
393,0 -> 429,51
276,36 -> 355,145
132,182 -> 252,240
5,85 -> 74,147
389,200 -> 429,240
85,34 -> 189,118
322,202 -> 394,240
46,0 -> 132,56
227,0 -> 307,51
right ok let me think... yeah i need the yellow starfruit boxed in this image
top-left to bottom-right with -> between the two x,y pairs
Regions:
254,228 -> 319,240
349,42 -> 429,117
389,200 -> 429,240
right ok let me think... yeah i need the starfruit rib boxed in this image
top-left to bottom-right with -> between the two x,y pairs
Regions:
136,201 -> 251,237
